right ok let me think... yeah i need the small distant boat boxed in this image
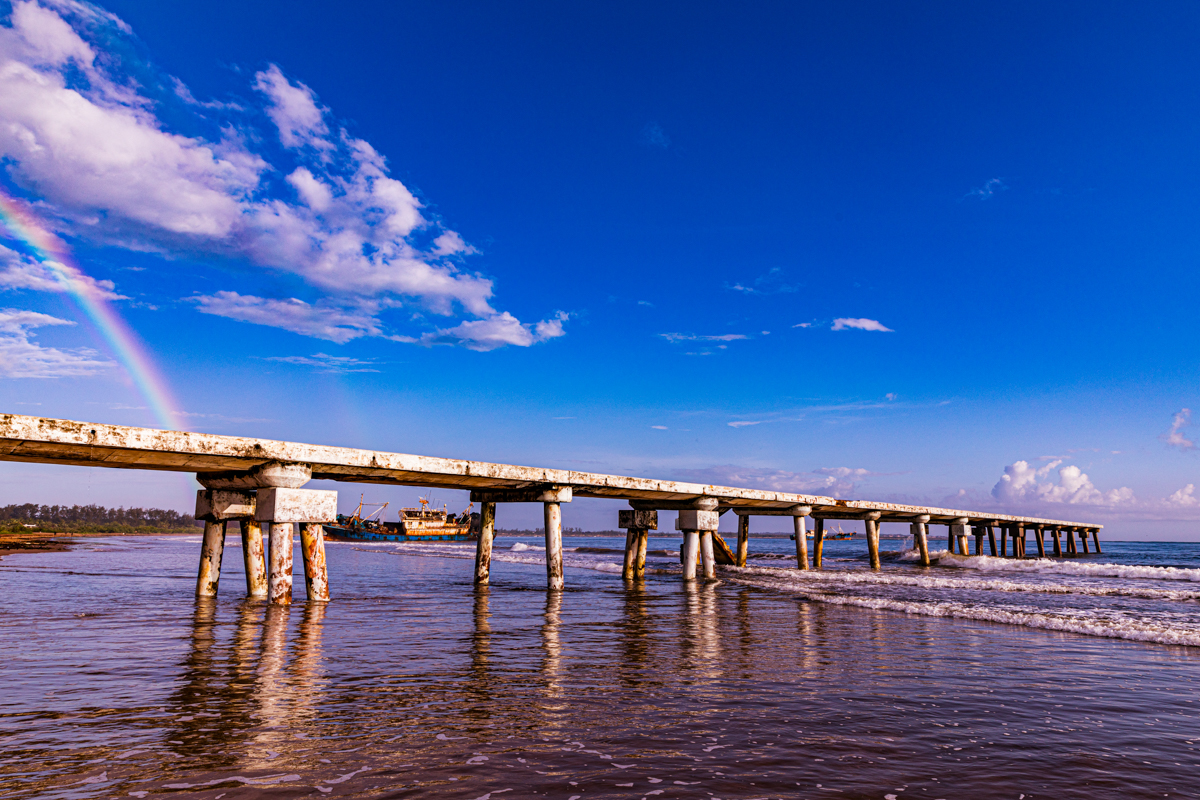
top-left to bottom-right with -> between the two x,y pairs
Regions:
792,523 -> 855,541
323,495 -> 479,542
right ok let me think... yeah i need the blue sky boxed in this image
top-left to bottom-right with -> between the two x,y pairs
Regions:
1,0 -> 1198,538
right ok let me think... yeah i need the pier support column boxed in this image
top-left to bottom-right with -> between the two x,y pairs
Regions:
736,513 -> 750,567
619,509 -> 657,580
950,518 -> 970,557
999,526 -> 1007,556
474,501 -> 497,585
1078,528 -> 1090,555
947,524 -> 956,554
255,487 -> 338,605
912,515 -> 931,566
864,512 -> 882,570
1091,529 -> 1102,554
677,508 -> 718,581
544,501 -> 565,591
812,517 -> 825,569
195,489 -> 258,598
1034,526 -> 1046,557
299,523 -> 330,602
241,521 -> 268,597
792,506 -> 812,571
1051,527 -> 1063,557
1014,524 -> 1025,558
196,520 -> 227,598
973,525 -> 984,556
1067,527 -> 1077,555
987,525 -> 998,556
700,531 -> 717,579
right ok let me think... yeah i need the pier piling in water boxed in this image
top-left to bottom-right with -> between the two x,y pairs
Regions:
254,486 -> 338,605
474,502 -> 496,585
973,525 -> 985,555
619,509 -> 657,579
700,530 -> 717,579
1034,526 -> 1047,558
676,506 -> 718,581
1051,527 -> 1063,557
912,515 -> 931,566
196,520 -> 226,598
299,523 -> 330,601
987,524 -> 998,556
544,501 -> 565,591
792,506 -> 811,571
241,520 -> 268,598
864,512 -> 882,569
267,522 -> 294,604
951,519 -> 970,556
736,514 -> 750,567
1092,529 -> 1102,554
1067,527 -> 1078,555
1078,529 -> 1090,555
812,517 -> 825,569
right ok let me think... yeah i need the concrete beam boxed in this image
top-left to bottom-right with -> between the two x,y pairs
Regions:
618,509 -> 658,530
470,486 -> 572,503
676,509 -> 719,531
730,504 -> 812,517
195,489 -> 255,521
254,488 -> 337,524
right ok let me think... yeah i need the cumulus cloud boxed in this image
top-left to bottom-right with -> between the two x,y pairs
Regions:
992,459 -> 1135,506
1168,484 -> 1198,507
0,307 -> 114,376
965,177 -> 1007,200
831,318 -> 893,332
674,464 -> 871,497
264,352 -> 379,373
0,1 -> 562,350
1162,409 -> 1195,451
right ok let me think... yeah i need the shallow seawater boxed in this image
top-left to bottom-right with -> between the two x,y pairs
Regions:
2,534 -> 1200,799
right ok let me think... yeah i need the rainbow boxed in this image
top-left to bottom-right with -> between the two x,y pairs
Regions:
0,190 -> 185,432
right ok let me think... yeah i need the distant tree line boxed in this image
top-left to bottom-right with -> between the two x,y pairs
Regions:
0,503 -> 202,533
496,527 -> 624,537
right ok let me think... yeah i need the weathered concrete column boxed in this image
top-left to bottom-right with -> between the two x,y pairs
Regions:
864,511 -> 882,570
256,486 -> 338,605
999,525 -> 1008,556
947,524 -> 956,554
474,501 -> 497,585
619,509 -> 657,580
676,507 -> 718,581
1034,526 -> 1046,558
1067,527 -> 1078,555
1051,527 -> 1063,557
544,501 -> 565,591
792,506 -> 812,570
196,520 -> 227,598
973,525 -> 984,556
736,513 -> 750,567
812,517 -> 825,569
240,521 -> 268,597
950,519 -> 970,556
1091,529 -> 1103,554
987,525 -> 998,556
299,523 -> 330,601
1078,528 -> 1090,554
700,530 -> 717,579
1014,524 -> 1025,558
195,489 -> 258,598
912,515 -> 931,566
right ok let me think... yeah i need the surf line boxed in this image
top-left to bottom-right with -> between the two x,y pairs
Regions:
0,190 -> 184,431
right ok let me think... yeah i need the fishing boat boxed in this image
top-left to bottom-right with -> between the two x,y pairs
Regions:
323,495 -> 479,542
791,523 -> 855,541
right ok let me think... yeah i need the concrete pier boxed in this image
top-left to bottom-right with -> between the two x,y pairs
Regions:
0,413 -> 1105,594
700,530 -> 716,580
267,522 -> 294,604
1034,526 -> 1046,558
677,508 -> 718,581
1092,529 -> 1102,554
1078,529 -> 1090,555
951,519 -> 969,556
299,523 -> 330,602
987,524 -> 998,556
619,509 -> 656,580
792,507 -> 810,571
474,501 -> 496,585
912,515 -> 931,566
1051,527 -> 1063,557
973,525 -> 984,556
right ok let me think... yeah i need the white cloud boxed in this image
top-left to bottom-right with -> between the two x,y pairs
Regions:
0,307 -> 114,377
651,425 -> 668,430
640,122 -> 669,149
992,459 -> 1135,506
263,352 -> 379,373
727,421 -> 762,428
413,310 -> 569,351
0,244 -> 124,299
253,63 -> 331,150
660,333 -> 751,343
1168,484 -> 1198,507
1162,409 -> 1195,451
0,2 -> 559,351
885,392 -> 898,401
965,177 -> 1007,200
831,318 -> 893,332
191,292 -> 380,344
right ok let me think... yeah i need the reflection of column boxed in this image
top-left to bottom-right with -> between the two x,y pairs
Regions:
288,601 -> 327,724
618,583 -> 650,686
166,599 -> 229,762
256,604 -> 291,731
681,580 -> 722,673
471,587 -> 492,678
541,591 -> 563,702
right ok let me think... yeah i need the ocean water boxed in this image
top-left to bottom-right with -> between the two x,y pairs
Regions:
2,533 -> 1200,799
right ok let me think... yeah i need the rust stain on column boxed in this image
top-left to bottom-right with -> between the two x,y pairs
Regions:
700,530 -> 716,580
195,520 -> 226,597
635,529 -> 648,577
474,501 -> 496,585
812,517 -> 825,569
622,528 -> 638,580
736,514 -> 750,567
865,517 -> 881,570
268,521 -> 294,605
240,520 -> 267,598
300,522 -> 330,602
